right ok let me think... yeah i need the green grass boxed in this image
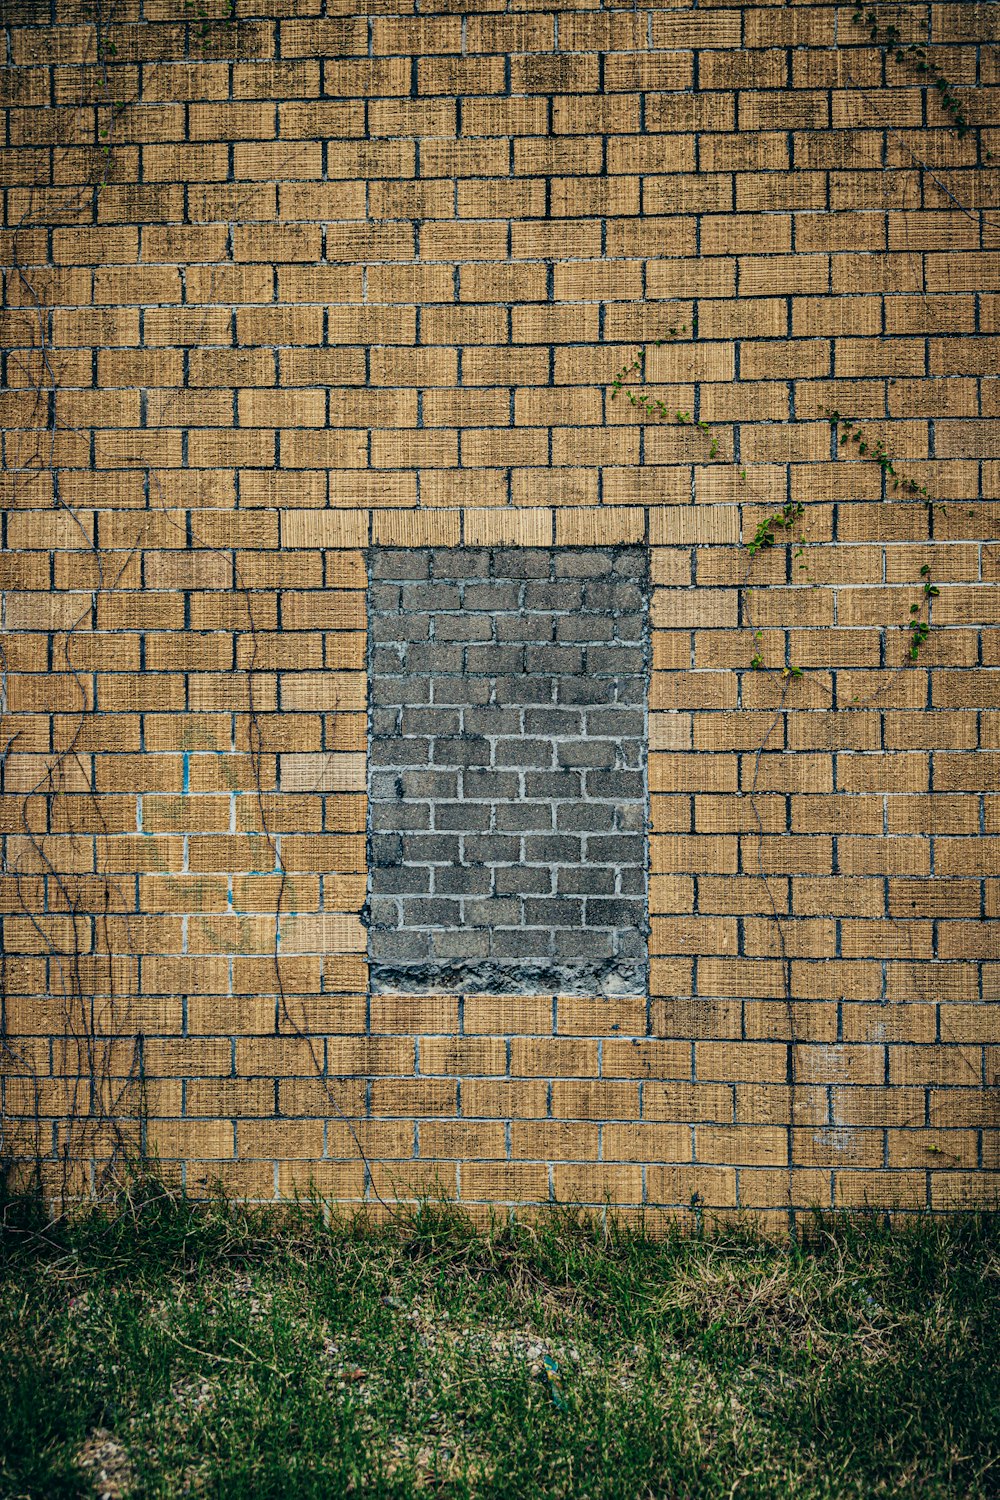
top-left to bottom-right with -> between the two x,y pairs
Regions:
0,1184 -> 997,1499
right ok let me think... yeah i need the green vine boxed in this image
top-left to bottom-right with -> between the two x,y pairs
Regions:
825,410 -> 934,507
909,567 -> 940,660
826,412 -> 949,656
607,346 -> 953,672
184,0 -> 238,57
747,501 -> 805,557
851,6 -> 991,157
609,328 -> 721,458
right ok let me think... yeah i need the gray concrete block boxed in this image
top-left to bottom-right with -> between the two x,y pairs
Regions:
433,548 -> 491,578
401,581 -> 461,611
494,737 -> 553,768
401,708 -> 461,738
370,549 -> 430,580
464,897 -> 522,927
367,544 -> 649,995
522,834 -> 581,864
613,548 -> 647,576
492,928 -> 552,958
432,736 -> 490,767
586,835 -> 645,863
496,802 -> 552,833
616,930 -> 647,958
369,834 -> 403,866
369,737 -> 431,767
400,834 -> 462,864
585,770 -> 644,798
463,835 -> 521,864
369,802 -> 431,832
408,643 -> 464,673
496,613 -> 555,642
523,896 -> 584,927
557,803 -> 615,833
587,645 -> 644,675
495,866 -> 553,895
524,581 -> 583,611
524,708 -> 583,735
371,645 -> 406,674
370,709 -> 401,738
557,866 -> 616,894
493,548 -> 550,577
555,929 -> 614,959
557,677 -> 615,705
368,583 -> 401,612
613,614 -> 646,642
555,550 -> 614,577
462,707 -> 523,737
557,614 -> 614,642
369,929 -> 430,960
396,770 -> 460,799
586,709 -> 644,737
431,930 -> 490,959
403,897 -> 462,927
523,771 -> 581,799
461,768 -> 520,800
370,865 -> 430,895
465,644 -> 524,675
525,644 -> 583,674
433,802 -> 492,832
494,675 -> 556,706
464,581 -> 522,610
616,804 -> 646,832
371,678 -> 431,706
367,897 -> 401,927
585,897 -> 647,927
557,739 -> 617,769
434,614 -> 494,642
369,615 -> 429,645
433,866 -> 492,895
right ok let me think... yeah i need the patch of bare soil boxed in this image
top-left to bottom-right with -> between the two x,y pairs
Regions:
76,1428 -> 135,1499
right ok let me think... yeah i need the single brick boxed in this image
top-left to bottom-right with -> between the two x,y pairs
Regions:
370,866 -> 430,895
433,802 -> 492,831
432,736 -> 490,766
558,867 -> 617,894
371,550 -> 431,580
401,708 -> 461,737
369,930 -> 430,961
431,930 -> 490,959
555,930 -> 615,959
369,803 -> 431,832
461,768 -> 521,799
464,581 -> 522,609
496,867 -> 554,895
434,867 -> 492,895
493,928 -> 553,958
462,707 -> 523,736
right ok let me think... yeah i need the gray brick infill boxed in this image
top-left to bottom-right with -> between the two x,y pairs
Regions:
364,546 -> 650,996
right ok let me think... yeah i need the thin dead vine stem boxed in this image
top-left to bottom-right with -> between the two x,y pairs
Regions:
1,1 -> 396,1219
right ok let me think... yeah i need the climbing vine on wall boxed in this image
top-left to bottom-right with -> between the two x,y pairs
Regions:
2,0 -> 392,1214
851,5 -> 985,150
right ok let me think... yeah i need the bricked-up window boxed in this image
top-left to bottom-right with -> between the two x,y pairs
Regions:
365,546 -> 649,996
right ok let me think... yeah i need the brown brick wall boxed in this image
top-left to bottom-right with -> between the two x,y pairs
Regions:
1,0 -> 998,1224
